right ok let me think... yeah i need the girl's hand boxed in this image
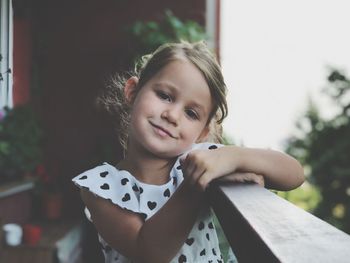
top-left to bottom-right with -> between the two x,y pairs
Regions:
180,149 -> 237,191
215,172 -> 265,187
180,144 -> 304,191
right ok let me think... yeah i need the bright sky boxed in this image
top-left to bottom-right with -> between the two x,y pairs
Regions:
221,0 -> 350,150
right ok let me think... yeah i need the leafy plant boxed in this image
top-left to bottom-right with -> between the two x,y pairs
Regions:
285,69 -> 350,233
126,9 -> 207,60
0,105 -> 44,183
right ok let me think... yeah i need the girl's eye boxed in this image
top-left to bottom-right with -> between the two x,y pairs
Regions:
156,91 -> 172,102
185,109 -> 199,120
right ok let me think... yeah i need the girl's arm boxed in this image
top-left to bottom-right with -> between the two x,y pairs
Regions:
180,145 -> 305,191
81,178 -> 207,263
81,145 -> 304,263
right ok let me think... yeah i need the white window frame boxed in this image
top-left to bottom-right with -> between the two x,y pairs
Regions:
206,0 -> 217,50
0,0 -> 13,109
206,0 -> 221,62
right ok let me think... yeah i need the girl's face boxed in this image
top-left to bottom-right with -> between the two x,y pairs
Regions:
127,59 -> 213,158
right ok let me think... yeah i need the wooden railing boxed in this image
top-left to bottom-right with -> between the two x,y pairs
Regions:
208,183 -> 350,263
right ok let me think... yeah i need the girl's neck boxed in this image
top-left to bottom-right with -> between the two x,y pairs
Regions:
117,144 -> 177,185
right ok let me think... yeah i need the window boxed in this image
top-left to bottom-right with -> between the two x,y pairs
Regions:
0,0 -> 13,109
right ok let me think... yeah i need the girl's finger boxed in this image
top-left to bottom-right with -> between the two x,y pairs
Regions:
216,172 -> 265,187
197,172 -> 213,192
188,165 -> 206,188
253,174 -> 265,187
244,173 -> 264,186
181,160 -> 198,184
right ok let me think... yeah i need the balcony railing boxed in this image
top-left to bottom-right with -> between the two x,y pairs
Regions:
208,183 -> 350,263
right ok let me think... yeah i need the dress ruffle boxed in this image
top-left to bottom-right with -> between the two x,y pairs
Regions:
72,160 -> 182,221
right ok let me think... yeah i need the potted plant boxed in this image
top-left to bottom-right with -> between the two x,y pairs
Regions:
34,163 -> 63,220
0,104 -> 44,184
0,104 -> 44,223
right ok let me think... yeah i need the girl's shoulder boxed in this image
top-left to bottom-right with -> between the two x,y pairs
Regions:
72,162 -> 131,193
190,142 -> 223,151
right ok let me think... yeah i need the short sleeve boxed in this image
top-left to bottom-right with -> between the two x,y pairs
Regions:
72,163 -> 141,218
72,162 -> 180,222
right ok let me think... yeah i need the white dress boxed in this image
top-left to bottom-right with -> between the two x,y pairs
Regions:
72,142 -> 224,263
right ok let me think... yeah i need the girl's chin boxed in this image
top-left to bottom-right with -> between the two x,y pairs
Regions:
148,147 -> 182,159
142,142 -> 186,158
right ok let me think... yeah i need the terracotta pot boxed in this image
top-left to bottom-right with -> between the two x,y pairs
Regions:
42,192 -> 63,220
23,224 -> 42,245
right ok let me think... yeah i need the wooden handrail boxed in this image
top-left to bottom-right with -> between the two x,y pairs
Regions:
208,183 -> 350,263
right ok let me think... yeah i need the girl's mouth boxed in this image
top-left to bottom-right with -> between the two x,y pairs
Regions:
149,121 -> 177,139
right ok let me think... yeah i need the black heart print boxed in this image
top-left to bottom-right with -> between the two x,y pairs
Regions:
200,249 -> 206,256
209,145 -> 218,150
121,178 -> 129,185
132,184 -> 139,192
178,254 -> 187,263
147,201 -> 157,210
79,175 -> 87,180
122,193 -> 130,202
100,183 -> 110,190
163,189 -> 170,198
185,238 -> 194,246
198,221 -> 204,230
100,171 -> 108,177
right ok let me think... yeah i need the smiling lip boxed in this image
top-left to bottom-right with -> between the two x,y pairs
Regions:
149,122 -> 176,138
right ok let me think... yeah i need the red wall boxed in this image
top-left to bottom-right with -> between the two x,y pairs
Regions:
12,17 -> 32,106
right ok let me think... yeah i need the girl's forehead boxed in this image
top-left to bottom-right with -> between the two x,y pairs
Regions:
153,59 -> 203,82
151,59 -> 206,86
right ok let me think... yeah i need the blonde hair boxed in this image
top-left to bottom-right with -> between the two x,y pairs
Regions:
96,41 -> 228,153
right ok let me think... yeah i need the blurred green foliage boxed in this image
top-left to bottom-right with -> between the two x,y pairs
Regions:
126,9 -> 207,61
0,105 -> 44,183
284,69 -> 350,233
277,182 -> 322,212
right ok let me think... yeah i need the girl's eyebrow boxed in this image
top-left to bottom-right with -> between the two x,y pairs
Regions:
189,101 -> 206,115
153,82 -> 179,96
154,82 -> 177,91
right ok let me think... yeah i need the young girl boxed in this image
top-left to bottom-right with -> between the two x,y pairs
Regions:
72,41 -> 304,263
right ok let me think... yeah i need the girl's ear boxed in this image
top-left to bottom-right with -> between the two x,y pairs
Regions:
124,76 -> 139,104
196,125 -> 210,143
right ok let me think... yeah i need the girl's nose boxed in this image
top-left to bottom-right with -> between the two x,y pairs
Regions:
161,106 -> 181,126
